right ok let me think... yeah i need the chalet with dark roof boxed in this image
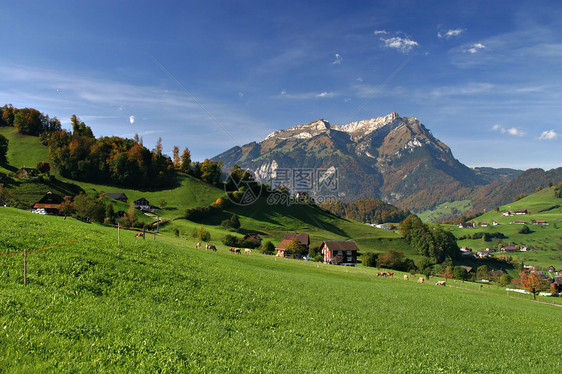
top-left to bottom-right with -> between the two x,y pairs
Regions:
105,192 -> 128,203
321,240 -> 360,266
134,198 -> 151,210
32,191 -> 65,215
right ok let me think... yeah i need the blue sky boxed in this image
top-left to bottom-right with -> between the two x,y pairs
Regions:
1,0 -> 561,169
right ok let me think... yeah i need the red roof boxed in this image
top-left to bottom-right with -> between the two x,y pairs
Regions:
275,239 -> 293,250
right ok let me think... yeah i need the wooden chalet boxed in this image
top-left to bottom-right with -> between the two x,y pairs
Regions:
32,191 -> 65,215
514,209 -> 528,215
501,245 -> 518,253
105,192 -> 128,203
321,240 -> 360,266
553,277 -> 562,292
134,198 -> 151,210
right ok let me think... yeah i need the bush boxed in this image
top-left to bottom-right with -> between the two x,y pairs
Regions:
362,252 -> 378,267
499,274 -> 512,287
260,240 -> 275,255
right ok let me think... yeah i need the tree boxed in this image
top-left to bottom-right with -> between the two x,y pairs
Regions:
516,271 -> 549,299
37,161 -> 50,175
362,252 -> 378,267
172,146 -> 180,168
285,238 -> 305,258
476,265 -> 490,280
0,134 -> 8,163
105,202 -> 115,224
260,240 -> 275,255
180,148 -> 191,173
70,115 -> 94,138
499,274 -> 512,287
73,193 -> 105,223
196,225 -> 211,242
377,249 -> 405,270
126,203 -> 138,227
518,225 -> 531,234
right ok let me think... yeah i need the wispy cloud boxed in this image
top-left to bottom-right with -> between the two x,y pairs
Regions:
430,82 -> 494,97
492,124 -> 525,136
332,53 -> 343,65
438,28 -> 464,39
373,30 -> 387,35
464,43 -> 486,54
380,35 -> 419,53
538,130 -> 559,140
276,90 -> 336,99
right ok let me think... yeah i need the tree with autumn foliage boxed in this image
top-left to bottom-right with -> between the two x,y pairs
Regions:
515,271 -> 550,299
172,146 -> 180,168
180,148 -> 191,173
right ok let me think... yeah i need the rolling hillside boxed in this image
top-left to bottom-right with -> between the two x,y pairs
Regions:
445,187 -> 562,269
0,127 -> 408,255
1,208 -> 560,372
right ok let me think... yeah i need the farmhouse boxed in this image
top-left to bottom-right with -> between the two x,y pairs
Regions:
18,167 -> 39,178
514,209 -> 528,215
531,220 -> 548,226
460,265 -> 475,273
492,221 -> 499,226
458,222 -> 475,229
321,240 -> 360,266
105,192 -> 128,203
512,220 -> 527,225
275,233 -> 310,258
502,211 -> 513,216
134,198 -> 151,210
501,245 -> 518,253
32,191 -> 65,215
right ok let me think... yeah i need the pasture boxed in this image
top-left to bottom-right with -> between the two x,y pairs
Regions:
1,208 -> 561,373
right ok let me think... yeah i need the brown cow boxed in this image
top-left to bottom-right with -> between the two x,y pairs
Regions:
229,248 -> 241,254
195,242 -> 201,249
404,275 -> 409,281
206,244 -> 217,251
418,277 -> 425,283
244,248 -> 252,255
435,281 -> 446,286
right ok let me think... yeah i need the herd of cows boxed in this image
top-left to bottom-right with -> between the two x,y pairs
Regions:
187,236 -> 448,286
194,241 -> 252,254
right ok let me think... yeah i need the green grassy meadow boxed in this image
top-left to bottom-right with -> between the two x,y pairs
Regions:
1,208 -> 561,372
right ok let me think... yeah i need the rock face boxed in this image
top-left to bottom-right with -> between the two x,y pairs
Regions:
213,113 -> 486,210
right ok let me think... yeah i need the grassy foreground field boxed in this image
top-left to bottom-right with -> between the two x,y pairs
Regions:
1,208 -> 561,373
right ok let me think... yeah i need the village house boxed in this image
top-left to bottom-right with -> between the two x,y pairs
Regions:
514,209 -> 528,215
480,222 -> 488,227
502,211 -> 513,216
105,192 -> 128,203
531,220 -> 548,226
134,198 -> 151,210
32,191 -> 65,215
458,222 -> 475,229
512,220 -> 527,225
275,233 -> 310,258
553,277 -> 562,293
18,167 -> 39,178
501,245 -> 518,253
321,240 -> 360,266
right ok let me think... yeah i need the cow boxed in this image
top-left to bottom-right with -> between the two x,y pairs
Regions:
206,244 -> 217,251
404,275 -> 409,281
229,248 -> 241,254
244,248 -> 252,255
418,277 -> 425,283
435,281 -> 446,286
135,232 -> 143,238
195,242 -> 201,249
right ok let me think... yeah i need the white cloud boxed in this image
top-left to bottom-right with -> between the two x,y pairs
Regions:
316,91 -> 334,98
332,53 -> 343,65
129,115 -> 135,124
464,43 -> 486,54
538,130 -> 559,140
492,124 -> 525,136
380,36 -> 419,53
276,90 -> 335,99
374,30 -> 388,35
438,28 -> 464,39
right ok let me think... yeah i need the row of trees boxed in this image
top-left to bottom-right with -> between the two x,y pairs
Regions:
320,198 -> 411,224
1,104 -> 62,136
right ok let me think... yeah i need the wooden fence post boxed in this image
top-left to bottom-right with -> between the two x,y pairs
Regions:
23,248 -> 27,285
